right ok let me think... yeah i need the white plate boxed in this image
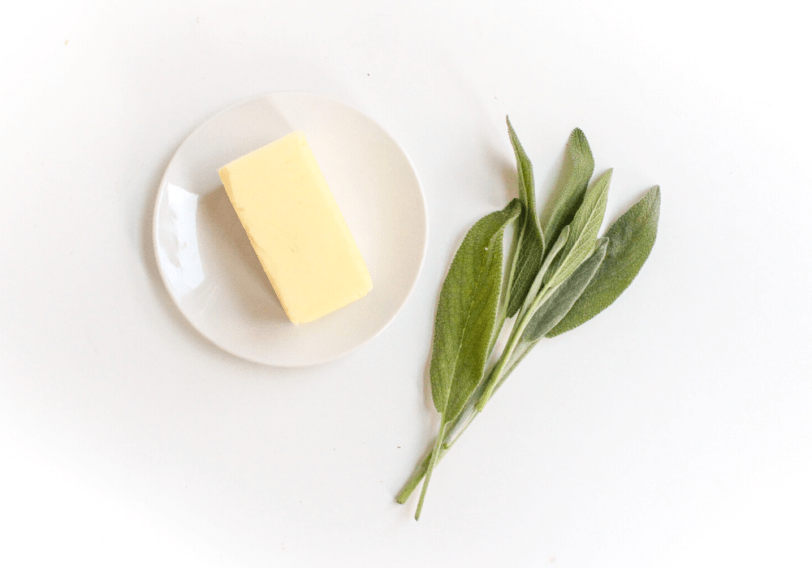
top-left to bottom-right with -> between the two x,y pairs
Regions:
153,93 -> 427,366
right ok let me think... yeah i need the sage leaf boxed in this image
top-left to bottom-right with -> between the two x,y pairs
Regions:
516,225 -> 570,324
417,198 -> 521,519
476,230 -> 597,412
429,198 -> 521,425
547,186 -> 661,338
546,169 -> 612,289
493,238 -> 609,389
508,117 -> 537,216
542,128 -> 594,247
521,238 -> 608,345
506,118 -> 545,317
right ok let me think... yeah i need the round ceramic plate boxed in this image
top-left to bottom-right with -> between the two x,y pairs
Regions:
153,93 -> 427,366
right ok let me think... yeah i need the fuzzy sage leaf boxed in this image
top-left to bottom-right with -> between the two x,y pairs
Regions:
429,198 -> 521,425
547,186 -> 661,337
542,128 -> 595,247
416,198 -> 521,519
486,238 -> 610,393
506,117 -> 546,318
516,225 -> 570,325
476,236 -> 606,411
521,238 -> 608,345
546,169 -> 611,289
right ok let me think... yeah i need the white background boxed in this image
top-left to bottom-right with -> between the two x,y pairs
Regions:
2,1 -> 811,566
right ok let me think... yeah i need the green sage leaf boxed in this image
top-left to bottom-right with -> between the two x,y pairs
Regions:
506,118 -> 545,317
507,117 -> 537,216
521,238 -> 608,345
479,237 -> 607,410
542,128 -> 594,248
516,225 -> 569,323
429,199 -> 522,425
546,169 -> 612,289
494,238 -> 609,384
547,186 -> 661,338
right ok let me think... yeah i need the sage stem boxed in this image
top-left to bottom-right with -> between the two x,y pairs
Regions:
396,390 -> 485,503
397,348 -> 534,504
414,421 -> 448,520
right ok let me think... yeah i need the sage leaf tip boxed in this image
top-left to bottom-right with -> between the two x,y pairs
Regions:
506,116 -> 518,138
567,128 -> 594,169
569,127 -> 588,146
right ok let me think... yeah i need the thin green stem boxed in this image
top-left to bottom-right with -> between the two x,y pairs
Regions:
397,331 -> 542,506
476,310 -> 530,411
396,451 -> 432,505
396,388 -> 487,504
476,277 -> 561,412
396,427 -> 455,504
401,216 -> 564,513
414,420 -> 448,520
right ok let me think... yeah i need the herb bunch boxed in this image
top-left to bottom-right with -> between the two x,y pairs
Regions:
397,120 -> 661,520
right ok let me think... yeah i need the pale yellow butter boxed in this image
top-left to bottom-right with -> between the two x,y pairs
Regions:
218,132 -> 372,324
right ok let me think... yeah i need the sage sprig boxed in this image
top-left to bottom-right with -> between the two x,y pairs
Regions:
397,120 -> 661,519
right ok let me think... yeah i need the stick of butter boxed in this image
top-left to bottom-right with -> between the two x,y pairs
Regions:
218,131 -> 373,324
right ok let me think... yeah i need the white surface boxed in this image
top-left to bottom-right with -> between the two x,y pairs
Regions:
1,1 -> 811,567
154,92 -> 427,366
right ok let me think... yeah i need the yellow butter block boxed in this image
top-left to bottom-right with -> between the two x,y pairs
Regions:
218,132 -> 372,324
